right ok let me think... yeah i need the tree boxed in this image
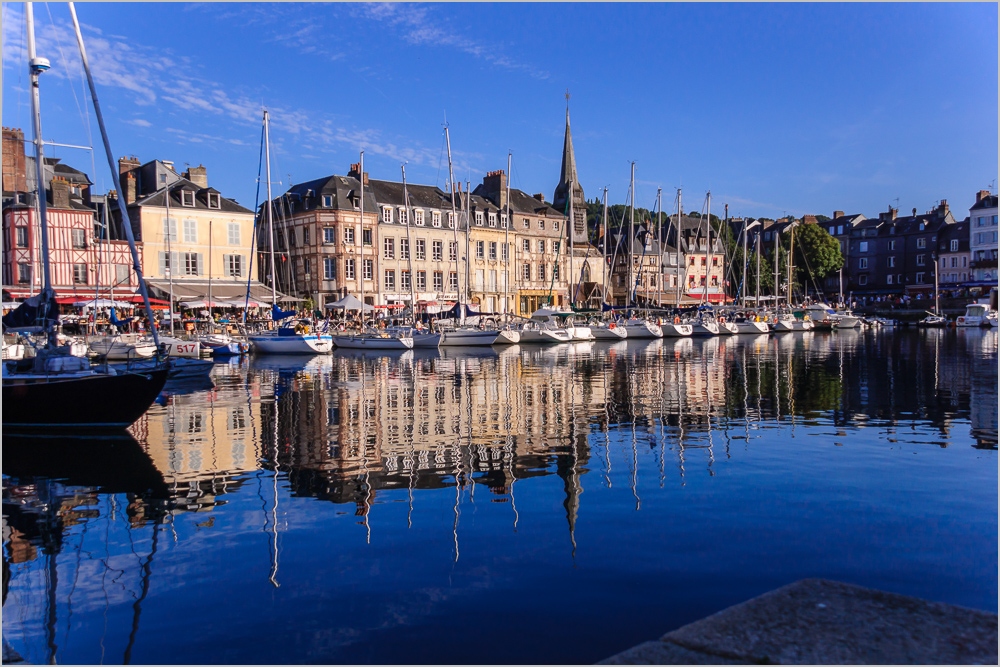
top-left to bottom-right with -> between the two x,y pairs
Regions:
786,223 -> 843,294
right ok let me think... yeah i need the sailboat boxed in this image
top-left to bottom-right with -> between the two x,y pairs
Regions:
2,2 -> 167,430
330,150 -> 413,351
248,111 -> 334,355
437,125 -> 516,347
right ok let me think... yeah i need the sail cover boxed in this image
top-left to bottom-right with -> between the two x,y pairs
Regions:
271,304 -> 297,321
1,292 -> 58,331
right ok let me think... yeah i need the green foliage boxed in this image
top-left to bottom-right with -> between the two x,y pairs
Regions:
790,224 -> 844,284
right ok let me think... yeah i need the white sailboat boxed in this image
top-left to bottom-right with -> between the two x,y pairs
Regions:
248,110 -> 333,355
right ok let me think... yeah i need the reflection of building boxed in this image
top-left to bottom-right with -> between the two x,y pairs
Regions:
968,190 -> 998,287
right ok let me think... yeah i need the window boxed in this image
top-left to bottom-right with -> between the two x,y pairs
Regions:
324,257 -> 336,280
553,263 -> 560,280
859,258 -> 868,269
225,254 -> 244,277
553,241 -> 561,255
323,227 -> 335,244
488,212 -> 497,227
180,190 -> 195,207
303,226 -> 310,245
17,262 -> 31,283
228,222 -> 242,246
163,217 -> 178,242
523,239 -> 531,252
475,211 -> 484,226
183,219 -> 197,243
837,225 -> 844,235
344,227 -> 355,245
432,211 -> 441,227
432,240 -> 443,261
489,241 -> 497,260
763,232 -> 772,242
399,208 -> 410,226
887,256 -> 896,268
207,192 -> 221,209
400,238 -> 409,259
501,243 -> 509,261
289,228 -> 296,246
72,228 -> 86,248
15,226 -> 28,247
362,259 -> 373,280
433,271 -> 443,291
523,218 -> 530,229
416,271 -> 427,290
73,263 -> 88,284
323,194 -> 333,208
449,272 -> 459,291
701,257 -> 707,266
888,240 -> 896,251
384,270 -> 396,291
538,264 -> 546,280
859,241 -> 868,252
554,221 -> 560,231
538,240 -> 545,253
522,263 -> 531,280
362,228 -> 372,246
887,275 -> 893,285
476,240 -> 485,259
500,213 -> 508,228
950,257 -> 957,268
447,212 -> 455,229
415,239 -> 426,260
382,207 -> 393,223
384,237 -> 395,259
916,272 -> 925,284
116,264 -> 129,284
303,257 -> 311,277
963,256 -> 967,267
858,274 -> 868,286
345,258 -> 356,279
183,252 -> 201,275
917,237 -> 926,249
449,241 -> 458,261
401,270 -> 411,291
949,239 -> 959,252
916,254 -> 925,266
538,219 -> 545,230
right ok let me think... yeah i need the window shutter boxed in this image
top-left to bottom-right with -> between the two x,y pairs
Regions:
198,253 -> 205,275
159,251 -> 166,276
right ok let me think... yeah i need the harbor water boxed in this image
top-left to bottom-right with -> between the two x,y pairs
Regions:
2,328 -> 997,664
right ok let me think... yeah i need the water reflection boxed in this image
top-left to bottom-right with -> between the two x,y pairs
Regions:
3,328 -> 996,664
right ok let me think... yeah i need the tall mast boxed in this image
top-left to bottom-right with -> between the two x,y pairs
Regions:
264,111 -> 277,313
656,188 -> 662,308
504,151 -> 511,316
568,179 -> 574,307
444,125 -> 463,323
628,162 -> 635,308
742,218 -> 749,308
26,3 -> 54,344
359,150 -> 366,324
165,179 -> 175,335
675,188 -> 682,307
703,191 -> 711,306
401,164 -> 416,319
774,228 -> 780,305
787,223 -> 794,306
601,187 -> 608,305
208,219 -> 213,315
465,180 -> 471,309
755,230 -> 761,306
69,2 -> 159,348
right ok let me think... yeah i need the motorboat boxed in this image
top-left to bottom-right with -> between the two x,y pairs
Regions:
438,326 -> 500,347
956,303 -> 997,328
250,327 -> 334,354
517,322 -> 573,344
528,308 -> 591,340
773,313 -> 813,332
385,326 -> 441,348
659,320 -> 694,337
198,330 -> 249,356
89,333 -> 158,360
494,328 -> 521,345
732,313 -> 770,334
589,320 -> 628,341
690,318 -> 721,336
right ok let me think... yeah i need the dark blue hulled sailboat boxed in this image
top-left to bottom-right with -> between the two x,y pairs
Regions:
2,3 -> 167,431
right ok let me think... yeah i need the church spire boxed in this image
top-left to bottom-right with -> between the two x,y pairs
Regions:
553,91 -> 587,241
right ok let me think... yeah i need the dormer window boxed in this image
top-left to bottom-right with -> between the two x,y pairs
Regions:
488,212 -> 497,227
475,211 -> 484,227
382,206 -> 393,223
413,210 -> 424,226
447,212 -> 455,229
432,211 -> 441,228
180,190 -> 195,207
919,222 -> 925,231
322,194 -> 333,208
207,192 -> 221,209
500,213 -> 508,228
398,208 -> 409,225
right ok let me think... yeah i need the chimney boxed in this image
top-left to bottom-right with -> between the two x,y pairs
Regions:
348,163 -> 369,186
2,127 -> 27,193
482,170 -> 508,210
976,190 -> 990,203
50,176 -> 71,210
912,207 -> 917,217
118,155 -> 140,176
183,164 -> 208,188
124,171 -> 137,205
533,193 -> 545,202
936,199 -> 949,216
833,210 -> 844,220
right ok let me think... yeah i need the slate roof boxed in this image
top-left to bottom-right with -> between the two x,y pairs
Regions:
938,220 -> 969,252
133,178 -> 253,214
970,195 -> 997,211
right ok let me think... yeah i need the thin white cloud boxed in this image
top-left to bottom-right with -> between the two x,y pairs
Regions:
127,118 -> 152,128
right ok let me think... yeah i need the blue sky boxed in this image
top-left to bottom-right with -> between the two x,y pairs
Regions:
3,2 -> 997,220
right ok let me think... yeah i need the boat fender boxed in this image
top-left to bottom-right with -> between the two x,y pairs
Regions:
657,318 -> 663,325
719,316 -> 725,323
958,317 -> 965,324
674,316 -> 680,324
609,322 -> 615,329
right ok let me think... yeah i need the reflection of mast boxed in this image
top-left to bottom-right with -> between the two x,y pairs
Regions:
269,382 -> 281,587
602,346 -> 613,488
360,355 -> 372,545
705,342 -> 716,475
123,516 -> 162,664
628,347 -> 640,509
